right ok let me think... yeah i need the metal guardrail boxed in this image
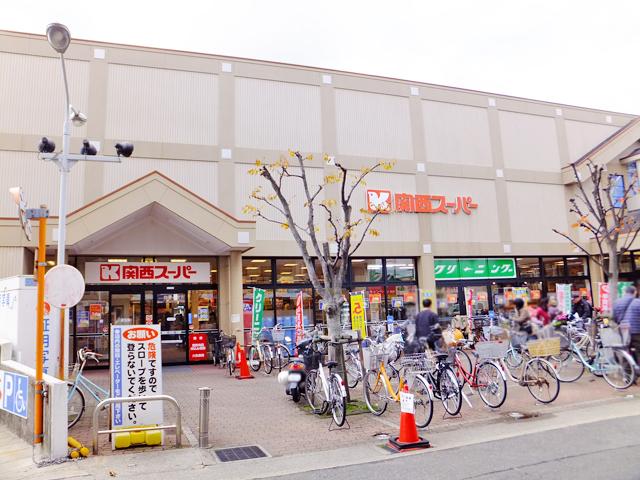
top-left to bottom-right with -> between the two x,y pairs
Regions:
91,394 -> 182,454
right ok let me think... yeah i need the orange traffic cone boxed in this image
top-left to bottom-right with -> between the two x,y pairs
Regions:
236,342 -> 254,380
388,385 -> 430,451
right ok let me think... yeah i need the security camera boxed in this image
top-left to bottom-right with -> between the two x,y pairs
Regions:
115,143 -> 134,158
81,140 -> 97,156
38,137 -> 56,153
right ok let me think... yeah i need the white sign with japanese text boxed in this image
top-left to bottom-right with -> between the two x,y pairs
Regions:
86,262 -> 210,284
400,391 -> 415,414
110,325 -> 163,446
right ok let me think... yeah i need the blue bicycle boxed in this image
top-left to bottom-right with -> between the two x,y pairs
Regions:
67,347 -> 110,428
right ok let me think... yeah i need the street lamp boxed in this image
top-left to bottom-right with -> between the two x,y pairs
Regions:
42,23 -> 133,379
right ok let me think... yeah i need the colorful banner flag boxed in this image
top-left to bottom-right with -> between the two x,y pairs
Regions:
350,292 -> 367,339
295,291 -> 304,347
556,284 -> 572,314
251,288 -> 265,343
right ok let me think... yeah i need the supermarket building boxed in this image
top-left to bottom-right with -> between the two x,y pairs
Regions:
1,29 -> 640,366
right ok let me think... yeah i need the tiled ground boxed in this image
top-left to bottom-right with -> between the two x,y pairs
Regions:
70,362 -> 638,457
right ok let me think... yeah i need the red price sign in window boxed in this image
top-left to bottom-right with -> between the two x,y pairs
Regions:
189,333 -> 208,362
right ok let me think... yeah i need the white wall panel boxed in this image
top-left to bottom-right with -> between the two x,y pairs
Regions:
234,164 -> 325,241
102,158 -> 218,205
335,89 -> 412,160
235,78 -> 322,152
565,120 -> 619,163
506,181 -> 568,243
423,101 -> 493,166
349,172 -> 419,242
500,111 -> 561,172
0,150 -> 85,216
105,64 -> 217,145
0,52 -> 89,137
0,247 -> 24,278
427,177 -> 500,243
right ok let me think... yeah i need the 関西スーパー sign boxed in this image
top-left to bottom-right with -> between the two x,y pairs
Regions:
434,258 -> 516,280
111,325 -> 163,447
0,370 -> 28,419
86,262 -> 210,284
366,189 -> 478,215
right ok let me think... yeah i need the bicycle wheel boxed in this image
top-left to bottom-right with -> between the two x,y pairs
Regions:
227,350 -> 236,376
67,382 -> 86,429
305,370 -> 328,414
552,350 -> 585,383
275,344 -> 291,371
524,358 -> 560,404
476,361 -> 507,408
264,346 -> 274,374
454,349 -> 473,386
409,375 -> 434,428
438,366 -> 462,416
602,349 -> 636,390
363,369 -> 388,416
330,374 -> 347,427
387,364 -> 401,395
345,356 -> 362,389
504,347 -> 524,371
248,346 -> 262,372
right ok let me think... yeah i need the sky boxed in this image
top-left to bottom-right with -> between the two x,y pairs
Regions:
3,0 -> 640,114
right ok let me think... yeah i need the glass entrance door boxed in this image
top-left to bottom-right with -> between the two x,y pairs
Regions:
156,288 -> 188,364
111,292 -> 143,326
75,291 -> 110,362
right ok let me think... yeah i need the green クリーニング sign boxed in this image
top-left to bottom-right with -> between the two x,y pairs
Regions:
434,258 -> 516,280
251,288 -> 265,343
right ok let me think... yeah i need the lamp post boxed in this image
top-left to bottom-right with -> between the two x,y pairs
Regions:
43,23 -> 132,379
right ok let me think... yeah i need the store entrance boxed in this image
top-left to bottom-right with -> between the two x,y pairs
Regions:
74,285 -> 218,367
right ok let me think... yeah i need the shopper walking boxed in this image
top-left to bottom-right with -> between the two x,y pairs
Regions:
513,298 -> 532,335
614,285 -> 640,365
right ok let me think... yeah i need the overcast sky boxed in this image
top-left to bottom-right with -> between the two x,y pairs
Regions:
3,0 -> 639,114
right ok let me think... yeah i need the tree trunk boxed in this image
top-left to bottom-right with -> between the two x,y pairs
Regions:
324,299 -> 342,339
608,243 -> 619,306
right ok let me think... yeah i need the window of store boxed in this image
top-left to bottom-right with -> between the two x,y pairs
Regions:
386,259 -> 416,282
276,259 -> 309,284
543,257 -> 565,277
566,257 -> 587,277
517,257 -> 540,277
351,258 -> 383,283
243,258 -> 272,284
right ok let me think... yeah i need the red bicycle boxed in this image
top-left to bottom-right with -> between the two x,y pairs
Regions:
453,341 -> 507,408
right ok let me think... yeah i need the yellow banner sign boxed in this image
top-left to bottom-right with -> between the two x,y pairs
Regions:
350,293 -> 367,339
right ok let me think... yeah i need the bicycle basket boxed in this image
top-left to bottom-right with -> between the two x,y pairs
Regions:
272,329 -> 285,342
303,350 -> 322,371
400,352 -> 433,372
475,340 -> 509,359
510,331 -> 528,348
526,337 -> 560,357
600,327 -> 629,347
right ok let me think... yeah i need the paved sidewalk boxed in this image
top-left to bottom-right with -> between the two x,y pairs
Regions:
4,392 -> 639,480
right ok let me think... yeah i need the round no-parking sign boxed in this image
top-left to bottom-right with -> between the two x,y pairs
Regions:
45,264 -> 85,308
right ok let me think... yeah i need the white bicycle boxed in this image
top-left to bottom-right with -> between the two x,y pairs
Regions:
305,336 -> 348,427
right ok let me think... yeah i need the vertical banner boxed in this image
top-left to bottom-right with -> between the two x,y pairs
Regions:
251,288 -> 265,343
350,292 -> 367,339
598,282 -> 610,312
295,291 -> 304,348
111,325 -> 163,448
556,284 -> 572,314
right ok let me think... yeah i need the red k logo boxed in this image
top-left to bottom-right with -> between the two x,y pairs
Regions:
100,264 -> 121,281
366,189 -> 392,213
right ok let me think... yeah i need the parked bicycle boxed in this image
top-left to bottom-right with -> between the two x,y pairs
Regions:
304,336 -> 348,427
67,347 -> 110,428
453,340 -> 508,408
248,327 -> 275,374
219,332 -> 237,376
270,324 -> 292,372
553,323 -> 636,389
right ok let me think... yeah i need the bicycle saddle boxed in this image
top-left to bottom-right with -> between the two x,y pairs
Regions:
325,361 -> 339,369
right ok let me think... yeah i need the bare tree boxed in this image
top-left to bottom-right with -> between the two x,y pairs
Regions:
244,151 -> 394,339
553,160 -> 640,307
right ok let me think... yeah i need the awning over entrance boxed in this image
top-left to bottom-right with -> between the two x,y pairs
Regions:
63,171 -> 255,256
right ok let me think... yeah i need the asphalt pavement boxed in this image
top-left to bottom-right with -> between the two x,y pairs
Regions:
279,415 -> 640,480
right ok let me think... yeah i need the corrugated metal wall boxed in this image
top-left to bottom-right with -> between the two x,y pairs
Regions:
0,247 -> 24,278
235,77 -> 322,152
423,100 -> 493,166
0,150 -> 85,216
335,89 -> 412,160
0,52 -> 89,137
105,64 -> 218,145
102,158 -> 218,205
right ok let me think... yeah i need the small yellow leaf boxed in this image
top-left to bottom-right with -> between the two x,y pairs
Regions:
369,229 -> 380,237
281,223 -> 290,230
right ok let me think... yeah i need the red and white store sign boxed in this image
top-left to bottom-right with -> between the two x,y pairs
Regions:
189,333 -> 208,362
366,189 -> 478,215
599,282 -> 610,312
85,262 -> 211,284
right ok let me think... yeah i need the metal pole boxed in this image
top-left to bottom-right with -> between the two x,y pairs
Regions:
34,210 -> 47,445
198,387 -> 211,448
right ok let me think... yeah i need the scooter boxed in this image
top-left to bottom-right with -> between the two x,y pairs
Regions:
277,338 -> 312,403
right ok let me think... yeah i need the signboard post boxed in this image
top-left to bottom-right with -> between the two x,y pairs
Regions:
251,288 -> 265,344
0,370 -> 29,419
350,292 -> 367,339
110,325 -> 163,448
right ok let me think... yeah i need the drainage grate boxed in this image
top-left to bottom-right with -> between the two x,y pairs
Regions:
214,445 -> 267,462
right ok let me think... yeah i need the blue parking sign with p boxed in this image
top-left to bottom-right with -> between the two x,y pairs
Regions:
0,371 -> 29,419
